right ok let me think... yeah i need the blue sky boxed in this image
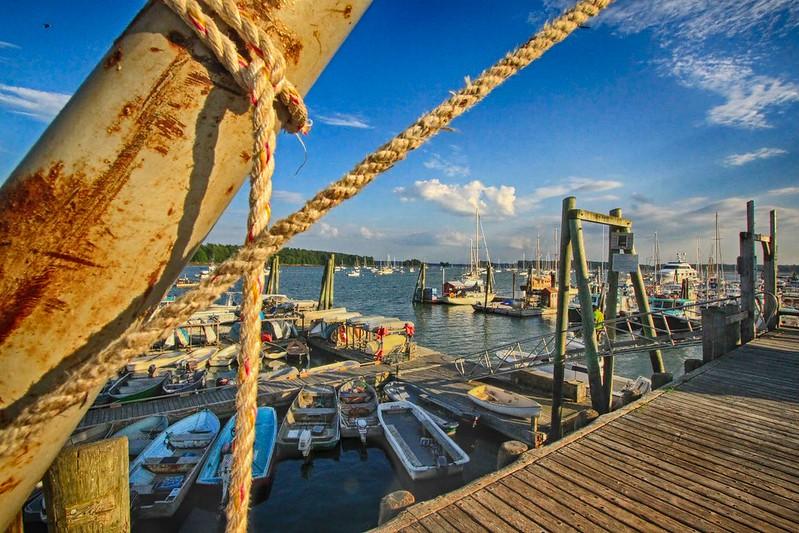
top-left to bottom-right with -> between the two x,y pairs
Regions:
2,1 -> 798,264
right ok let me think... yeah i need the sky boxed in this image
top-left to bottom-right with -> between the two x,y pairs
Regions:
1,1 -> 798,265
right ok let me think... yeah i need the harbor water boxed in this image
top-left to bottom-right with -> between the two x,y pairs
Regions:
153,264 -> 700,532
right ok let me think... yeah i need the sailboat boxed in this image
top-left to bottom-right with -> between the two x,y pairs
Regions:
439,208 -> 495,305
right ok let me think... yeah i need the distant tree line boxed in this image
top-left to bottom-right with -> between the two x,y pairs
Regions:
191,244 -> 385,266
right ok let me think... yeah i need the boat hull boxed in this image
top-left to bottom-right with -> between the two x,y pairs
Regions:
467,385 -> 542,419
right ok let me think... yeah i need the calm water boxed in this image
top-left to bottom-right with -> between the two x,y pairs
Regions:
150,264 -> 699,532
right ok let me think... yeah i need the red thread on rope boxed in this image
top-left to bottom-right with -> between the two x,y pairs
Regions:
244,358 -> 251,377
239,483 -> 245,503
188,15 -> 207,35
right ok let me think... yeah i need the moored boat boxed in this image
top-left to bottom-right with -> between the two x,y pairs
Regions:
338,377 -> 381,444
377,401 -> 469,480
66,422 -> 114,446
467,384 -> 542,418
383,381 -> 459,434
208,343 -> 239,367
197,407 -> 278,502
162,369 -> 207,395
262,341 -> 288,360
107,372 -> 171,403
111,415 -> 169,458
125,345 -> 218,372
277,385 -> 340,457
129,410 -> 220,519
263,366 -> 299,381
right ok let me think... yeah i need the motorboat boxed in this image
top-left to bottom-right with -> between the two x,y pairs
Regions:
338,378 -> 381,444
277,385 -> 340,457
378,401 -> 469,480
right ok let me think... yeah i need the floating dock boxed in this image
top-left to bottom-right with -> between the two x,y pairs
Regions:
378,328 -> 799,532
79,340 -> 596,447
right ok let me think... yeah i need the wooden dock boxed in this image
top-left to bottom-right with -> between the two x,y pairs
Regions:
378,328 -> 799,532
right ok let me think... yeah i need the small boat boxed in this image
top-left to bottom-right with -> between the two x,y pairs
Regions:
162,370 -> 207,395
67,422 -> 113,446
107,372 -> 170,403
285,339 -> 309,358
263,366 -> 299,381
277,385 -> 340,457
383,381 -> 459,435
378,401 -> 469,480
126,346 -> 218,372
208,343 -> 239,367
338,378 -> 381,444
23,489 -> 46,524
467,384 -> 542,418
197,407 -> 278,502
111,415 -> 169,458
129,410 -> 220,519
262,341 -> 287,360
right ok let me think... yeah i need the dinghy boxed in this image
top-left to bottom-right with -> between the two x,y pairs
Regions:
66,422 -> 113,446
129,410 -> 220,519
467,384 -> 542,418
338,378 -> 381,444
262,341 -> 288,360
125,346 -> 218,372
263,366 -> 299,381
285,339 -> 309,358
111,415 -> 169,458
383,381 -> 459,434
277,385 -> 340,457
107,372 -> 170,403
208,343 -> 239,367
378,401 -> 469,480
197,407 -> 278,502
162,370 -> 207,395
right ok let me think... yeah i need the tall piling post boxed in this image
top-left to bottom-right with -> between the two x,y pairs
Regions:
266,255 -> 280,294
43,437 -> 130,533
739,200 -> 756,343
602,208 -> 623,412
318,256 -> 331,310
550,196 -> 575,440
328,254 -> 336,308
568,216 -> 606,413
763,210 -> 778,330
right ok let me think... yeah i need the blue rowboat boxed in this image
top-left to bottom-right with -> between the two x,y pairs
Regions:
196,407 -> 278,501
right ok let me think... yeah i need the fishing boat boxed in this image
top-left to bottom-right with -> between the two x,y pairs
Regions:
467,384 -> 542,418
277,385 -> 340,457
111,415 -> 169,458
383,381 -> 459,434
107,372 -> 170,403
125,345 -> 218,372
197,407 -> 278,502
378,401 -> 469,480
129,410 -> 220,519
208,343 -> 239,367
162,369 -> 207,395
338,378 -> 381,444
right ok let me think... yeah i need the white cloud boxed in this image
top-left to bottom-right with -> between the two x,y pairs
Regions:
723,147 -> 787,166
423,153 -> 470,177
272,190 -> 304,204
588,194 -> 621,202
317,222 -> 339,238
0,41 -> 20,49
359,226 -> 384,239
518,177 -> 623,210
315,112 -> 372,129
394,179 -> 517,217
599,1 -> 799,130
767,186 -> 799,195
0,84 -> 71,121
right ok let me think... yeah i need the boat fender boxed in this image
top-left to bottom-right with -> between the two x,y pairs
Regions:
338,325 -> 347,344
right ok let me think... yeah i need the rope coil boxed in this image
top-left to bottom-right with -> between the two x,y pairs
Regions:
0,1 -> 613,530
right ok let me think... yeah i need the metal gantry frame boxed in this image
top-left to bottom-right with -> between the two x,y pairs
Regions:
550,197 -> 666,439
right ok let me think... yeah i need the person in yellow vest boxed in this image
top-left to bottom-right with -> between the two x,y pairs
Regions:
593,305 -> 605,342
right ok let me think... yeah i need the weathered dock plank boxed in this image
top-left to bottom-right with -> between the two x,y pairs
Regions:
378,328 -> 799,532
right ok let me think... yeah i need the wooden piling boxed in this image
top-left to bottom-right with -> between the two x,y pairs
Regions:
378,491 -> 415,525
763,210 -> 778,330
550,197 -> 575,440
602,208 -> 623,412
739,200 -> 756,343
568,216 -> 606,413
496,440 -> 528,469
43,437 -> 130,533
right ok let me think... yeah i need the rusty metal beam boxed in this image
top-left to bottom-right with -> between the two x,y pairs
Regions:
0,1 -> 370,526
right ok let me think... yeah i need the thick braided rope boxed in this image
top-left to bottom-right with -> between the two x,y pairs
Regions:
0,0 -> 610,480
161,1 -> 302,530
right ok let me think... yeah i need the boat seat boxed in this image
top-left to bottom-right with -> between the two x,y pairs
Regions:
385,424 -> 423,467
